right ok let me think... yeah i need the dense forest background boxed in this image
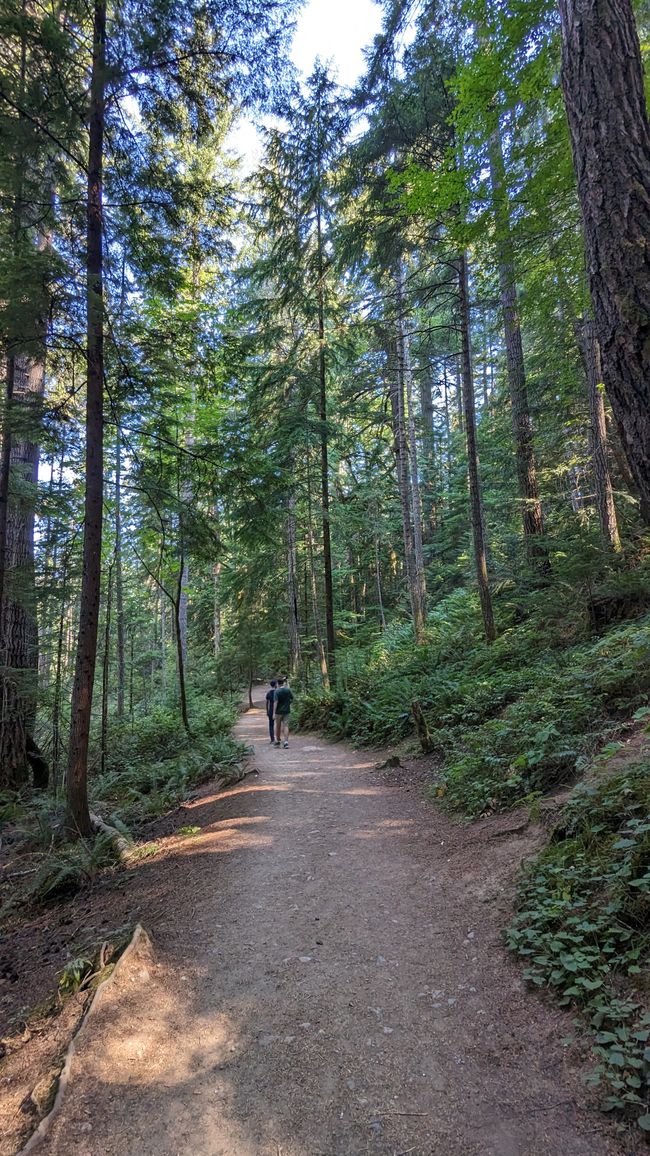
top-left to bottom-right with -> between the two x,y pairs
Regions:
3,0 -> 650,1130
3,0 -> 650,811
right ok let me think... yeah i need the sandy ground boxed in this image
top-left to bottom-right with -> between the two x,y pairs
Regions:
30,698 -> 638,1156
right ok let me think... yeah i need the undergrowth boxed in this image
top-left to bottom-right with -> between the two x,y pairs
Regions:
0,829 -> 122,920
297,585 -> 650,818
0,690 -> 242,917
93,693 -> 243,824
507,760 -> 650,1131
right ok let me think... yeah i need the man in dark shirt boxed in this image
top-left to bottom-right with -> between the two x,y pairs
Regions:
273,677 -> 294,748
265,680 -> 277,743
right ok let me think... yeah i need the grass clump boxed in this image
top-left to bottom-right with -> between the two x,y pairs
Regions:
507,761 -> 650,1128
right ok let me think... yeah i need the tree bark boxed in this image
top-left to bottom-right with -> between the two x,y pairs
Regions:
458,251 -> 496,643
605,409 -> 638,500
316,202 -> 336,675
306,449 -> 329,689
174,547 -> 190,734
213,562 -> 222,658
576,318 -> 622,551
160,590 -> 167,693
374,534 -> 386,631
114,431 -> 126,717
396,259 -> 427,642
558,0 -> 650,524
388,338 -> 416,625
286,490 -> 301,675
100,561 -> 113,775
488,123 -> 547,563
66,0 -> 106,837
0,354 -> 44,788
418,373 -> 437,538
51,552 -> 68,795
0,12 -> 48,789
178,558 -> 189,664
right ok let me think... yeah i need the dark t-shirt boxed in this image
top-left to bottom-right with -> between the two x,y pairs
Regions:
265,688 -> 276,717
274,687 -> 294,715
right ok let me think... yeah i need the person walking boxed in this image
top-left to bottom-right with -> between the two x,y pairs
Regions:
273,677 -> 294,748
265,680 -> 277,744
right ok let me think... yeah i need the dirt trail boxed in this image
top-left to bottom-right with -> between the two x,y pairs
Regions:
34,699 -> 632,1156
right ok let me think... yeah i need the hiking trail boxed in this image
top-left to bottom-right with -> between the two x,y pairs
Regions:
34,696 -> 630,1155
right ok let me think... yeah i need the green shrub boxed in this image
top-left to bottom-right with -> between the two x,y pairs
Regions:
298,593 -> 650,818
92,693 -> 242,822
507,762 -> 650,1127
437,619 -> 650,815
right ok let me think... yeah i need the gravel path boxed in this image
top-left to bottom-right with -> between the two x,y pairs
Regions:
36,698 -> 631,1156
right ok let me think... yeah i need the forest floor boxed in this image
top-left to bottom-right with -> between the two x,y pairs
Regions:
1,695 -> 645,1156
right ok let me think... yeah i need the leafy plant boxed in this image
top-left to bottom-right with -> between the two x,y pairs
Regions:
507,761 -> 650,1127
58,956 -> 94,996
299,593 -> 650,818
0,832 -> 121,920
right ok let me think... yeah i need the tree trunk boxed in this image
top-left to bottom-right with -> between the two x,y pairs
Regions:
558,0 -> 650,524
178,558 -> 188,664
388,338 -> 415,620
316,204 -> 336,676
51,556 -> 68,796
213,562 -> 222,658
114,431 -> 125,718
306,450 -> 329,690
455,355 -> 463,432
100,561 -> 113,775
0,14 -> 48,789
576,318 -> 622,551
442,362 -> 451,479
174,548 -> 191,734
458,251 -> 496,643
66,0 -> 106,838
481,310 -> 489,407
605,409 -> 638,500
287,491 -> 301,675
418,373 -> 437,538
129,630 -> 134,725
160,591 -> 167,693
488,123 -> 547,563
0,354 -> 44,788
374,534 -> 386,631
396,259 -> 427,642
411,699 -> 434,754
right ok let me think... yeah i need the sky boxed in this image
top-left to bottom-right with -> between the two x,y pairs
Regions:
291,0 -> 383,87
228,0 -> 384,168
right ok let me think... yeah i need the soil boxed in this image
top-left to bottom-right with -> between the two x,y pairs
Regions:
1,697 -> 645,1155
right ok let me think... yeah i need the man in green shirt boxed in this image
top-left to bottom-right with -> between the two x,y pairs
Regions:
273,677 -> 294,748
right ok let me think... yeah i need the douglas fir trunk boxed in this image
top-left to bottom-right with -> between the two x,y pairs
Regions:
488,124 -> 546,561
66,0 -> 106,837
558,0 -> 650,524
458,252 -> 496,643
